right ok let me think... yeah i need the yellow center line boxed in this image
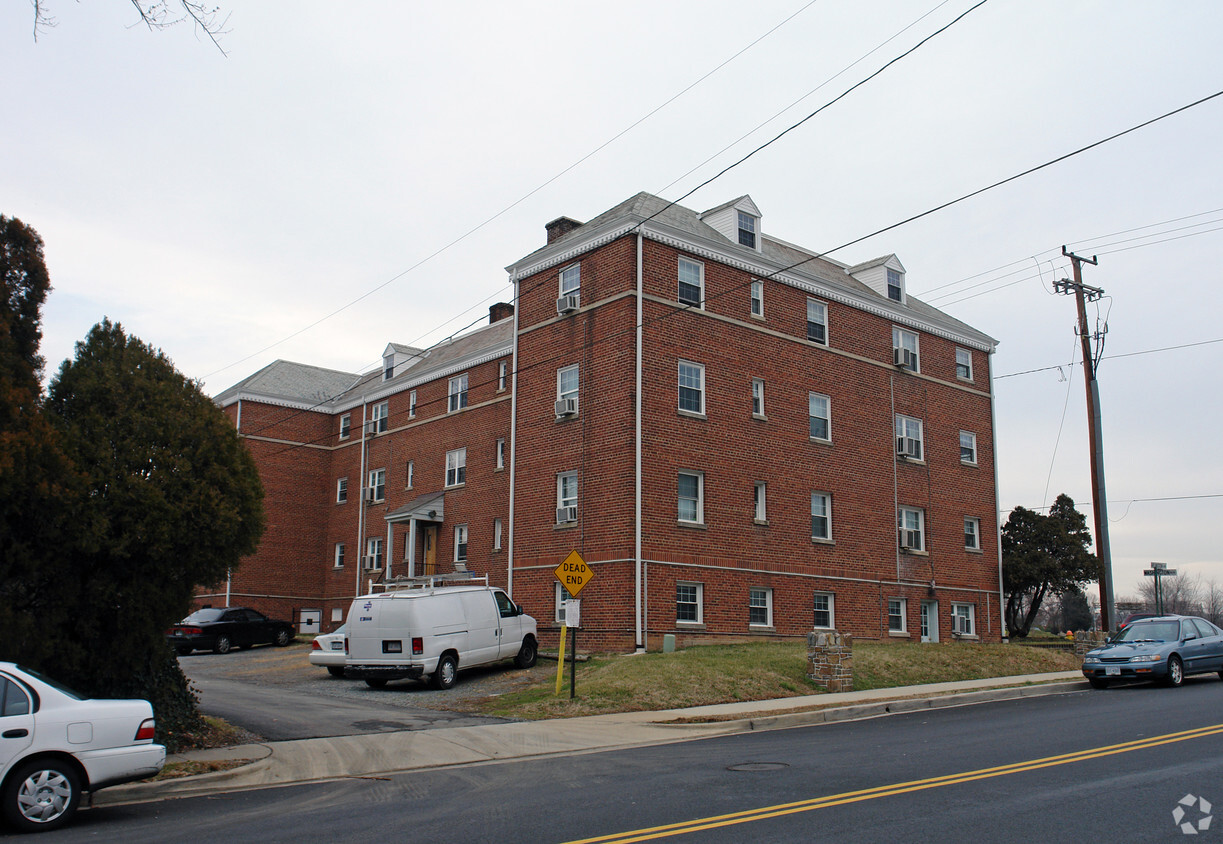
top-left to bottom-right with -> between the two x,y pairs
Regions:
563,723 -> 1223,844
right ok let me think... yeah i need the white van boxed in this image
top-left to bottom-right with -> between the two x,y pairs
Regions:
345,579 -> 537,690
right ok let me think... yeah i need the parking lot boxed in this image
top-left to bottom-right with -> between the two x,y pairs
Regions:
178,639 -> 553,741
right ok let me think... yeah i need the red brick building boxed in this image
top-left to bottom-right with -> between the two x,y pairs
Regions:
214,192 -> 1001,650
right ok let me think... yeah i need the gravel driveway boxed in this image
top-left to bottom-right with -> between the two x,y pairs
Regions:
178,640 -> 554,741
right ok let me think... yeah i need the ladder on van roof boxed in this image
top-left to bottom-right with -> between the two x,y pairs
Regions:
373,572 -> 488,593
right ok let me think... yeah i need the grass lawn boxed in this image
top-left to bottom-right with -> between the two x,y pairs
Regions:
474,640 -> 1080,720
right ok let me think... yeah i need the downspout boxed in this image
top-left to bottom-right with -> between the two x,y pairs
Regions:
229,399 -> 241,606
635,231 -> 645,652
507,271 -> 520,597
356,399 -> 367,598
890,376 -> 900,583
989,350 -> 1005,637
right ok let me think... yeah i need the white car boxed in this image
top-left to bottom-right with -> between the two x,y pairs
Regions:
309,624 -> 348,677
0,662 -> 165,833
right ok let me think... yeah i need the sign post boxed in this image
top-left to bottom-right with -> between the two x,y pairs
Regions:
1143,562 -> 1177,616
553,551 -> 594,698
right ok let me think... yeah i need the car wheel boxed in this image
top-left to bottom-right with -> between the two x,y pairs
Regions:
274,629 -> 292,647
365,678 -> 387,689
431,654 -> 458,690
175,645 -> 192,657
327,666 -> 345,678
213,635 -> 232,655
1088,678 -> 1109,690
1165,654 -> 1184,687
2,759 -> 82,833
514,637 -> 538,669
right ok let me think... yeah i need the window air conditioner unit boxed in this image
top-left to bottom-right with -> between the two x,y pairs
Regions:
556,506 -> 578,524
556,294 -> 580,315
362,555 -> 377,571
896,437 -> 921,460
366,487 -> 379,503
554,397 -> 579,418
894,348 -> 916,370
364,419 -> 378,436
899,529 -> 921,552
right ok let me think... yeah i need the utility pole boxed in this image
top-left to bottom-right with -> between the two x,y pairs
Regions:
1055,247 -> 1115,631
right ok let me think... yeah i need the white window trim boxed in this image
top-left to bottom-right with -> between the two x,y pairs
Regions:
556,471 -> 578,523
498,361 -> 508,392
886,267 -> 905,303
336,477 -> 348,504
383,354 -> 394,382
678,471 -> 705,525
406,460 -> 414,490
677,256 -> 705,308
409,390 -> 417,418
366,537 -> 383,571
895,414 -> 924,462
737,210 -> 759,250
964,516 -> 981,551
960,431 -> 978,466
676,581 -> 704,625
678,360 -> 706,417
898,506 -> 926,553
445,448 -> 467,488
888,597 -> 908,634
372,401 -> 389,433
751,378 -> 765,418
809,392 -> 831,443
813,592 -> 835,629
753,481 -> 767,524
952,603 -> 976,637
454,524 -> 468,563
560,263 -> 581,296
554,581 -> 568,624
806,298 -> 828,346
749,587 -> 773,628
493,518 -> 503,551
750,280 -> 764,318
368,468 -> 386,503
955,347 -> 974,382
339,413 -> 351,440
496,439 -> 505,470
811,491 -> 833,542
334,542 -> 345,569
893,327 -> 920,372
448,374 -> 469,413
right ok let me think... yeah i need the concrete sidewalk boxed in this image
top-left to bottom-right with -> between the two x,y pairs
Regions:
98,671 -> 1085,806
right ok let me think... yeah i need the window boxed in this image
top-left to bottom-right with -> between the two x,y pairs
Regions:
895,414 -> 924,461
749,587 -> 773,627
555,581 -> 568,624
811,492 -> 832,541
893,327 -> 919,371
406,460 -> 414,489
750,280 -> 763,317
806,299 -> 828,345
493,518 -> 503,551
678,257 -> 704,307
556,471 -> 578,523
964,517 -> 981,550
813,592 -> 835,629
409,390 -> 417,418
678,361 -> 705,415
365,537 -> 383,570
678,472 -> 704,524
737,211 -> 758,249
951,603 -> 975,636
454,525 -> 468,563
383,354 -> 395,381
334,542 -> 345,568
809,392 -> 831,441
336,478 -> 348,504
560,263 -> 581,296
498,361 -> 508,392
887,267 -> 903,302
339,414 -> 351,440
371,401 -> 389,434
753,482 -> 767,523
960,431 -> 978,465
448,374 -> 469,413
751,378 -> 765,417
676,582 -> 704,624
557,364 -> 579,413
956,347 -> 973,381
898,507 -> 925,552
0,677 -> 31,717
368,468 -> 385,503
496,439 -> 505,470
888,598 -> 907,633
445,448 -> 466,487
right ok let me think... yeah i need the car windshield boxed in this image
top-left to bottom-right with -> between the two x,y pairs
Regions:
1116,621 -> 1180,643
182,608 -> 225,623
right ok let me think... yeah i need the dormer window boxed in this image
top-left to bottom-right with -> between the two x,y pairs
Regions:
383,354 -> 395,381
737,211 -> 758,249
887,268 -> 903,302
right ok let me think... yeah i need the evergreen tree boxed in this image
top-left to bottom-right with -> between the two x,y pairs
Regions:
1002,494 -> 1097,637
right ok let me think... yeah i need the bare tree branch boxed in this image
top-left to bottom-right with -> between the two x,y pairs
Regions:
30,0 -> 57,42
30,1 -> 229,55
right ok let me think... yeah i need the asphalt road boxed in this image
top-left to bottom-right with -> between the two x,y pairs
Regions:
38,674 -> 1223,843
177,640 -> 548,740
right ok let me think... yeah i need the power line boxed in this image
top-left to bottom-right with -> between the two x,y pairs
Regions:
994,336 -> 1223,380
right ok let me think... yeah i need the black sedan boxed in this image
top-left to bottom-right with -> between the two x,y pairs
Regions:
1081,615 -> 1223,688
167,607 -> 295,655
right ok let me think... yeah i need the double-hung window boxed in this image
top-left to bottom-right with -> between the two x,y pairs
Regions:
737,211 -> 758,248
898,507 -> 925,552
813,593 -> 835,628
806,299 -> 828,345
336,478 -> 348,504
751,379 -> 765,417
339,414 -> 351,440
896,415 -> 924,461
365,537 -> 383,570
676,582 -> 703,624
952,603 -> 975,636
893,327 -> 919,371
888,598 -> 907,633
956,348 -> 973,381
750,280 -> 763,317
960,431 -> 978,465
678,257 -> 704,307
557,364 -> 579,415
498,361 -> 508,391
448,374 -> 468,413
454,525 -> 468,563
334,542 -> 345,568
406,460 -> 414,489
749,588 -> 772,627
560,263 -> 581,299
496,439 -> 505,470
493,518 -> 503,551
371,401 -> 389,434
409,390 -> 417,418
445,448 -> 466,487
964,517 -> 981,550
753,482 -> 767,522
887,268 -> 903,302
811,492 -> 832,541
383,354 -> 395,381
809,392 -> 831,441
556,471 -> 578,524
678,361 -> 705,415
368,468 -> 385,503
678,472 -> 704,524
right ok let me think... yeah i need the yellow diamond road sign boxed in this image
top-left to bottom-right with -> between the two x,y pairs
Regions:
555,550 -> 593,597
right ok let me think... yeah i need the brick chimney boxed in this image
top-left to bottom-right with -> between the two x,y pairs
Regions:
489,302 -> 515,324
545,216 -> 583,244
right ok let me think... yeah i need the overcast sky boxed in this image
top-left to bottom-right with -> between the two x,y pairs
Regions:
5,1 -> 1222,603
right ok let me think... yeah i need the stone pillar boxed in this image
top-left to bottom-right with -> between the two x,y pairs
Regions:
1073,630 -> 1109,662
807,629 -> 853,693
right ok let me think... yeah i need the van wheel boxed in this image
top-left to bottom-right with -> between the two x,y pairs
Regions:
365,678 -> 387,689
515,638 -> 538,669
432,654 -> 458,690
2,759 -> 82,832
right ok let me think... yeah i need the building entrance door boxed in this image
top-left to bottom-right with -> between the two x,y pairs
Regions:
921,600 -> 939,643
423,526 -> 437,576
